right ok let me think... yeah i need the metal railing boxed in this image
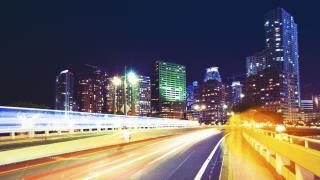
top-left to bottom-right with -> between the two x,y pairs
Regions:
252,128 -> 320,151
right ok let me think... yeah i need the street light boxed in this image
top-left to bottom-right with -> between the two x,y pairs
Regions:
123,69 -> 139,116
112,76 -> 122,114
127,71 -> 138,85
112,76 -> 122,86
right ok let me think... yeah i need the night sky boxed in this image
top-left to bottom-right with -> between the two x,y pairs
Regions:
1,0 -> 320,107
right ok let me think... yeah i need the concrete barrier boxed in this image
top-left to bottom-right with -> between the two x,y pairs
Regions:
243,128 -> 320,180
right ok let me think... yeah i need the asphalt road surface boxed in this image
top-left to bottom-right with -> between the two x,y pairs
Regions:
0,128 -> 225,180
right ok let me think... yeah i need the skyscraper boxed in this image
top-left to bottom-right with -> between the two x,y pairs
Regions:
186,81 -> 199,120
55,70 -> 75,111
151,61 -> 186,119
231,81 -> 243,107
264,8 -> 300,122
77,69 -> 108,113
204,67 -> 222,82
245,8 -> 301,123
194,79 -> 226,125
138,75 -> 151,116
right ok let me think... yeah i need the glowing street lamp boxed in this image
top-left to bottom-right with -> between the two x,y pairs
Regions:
127,71 -> 138,85
275,124 -> 286,133
240,93 -> 245,99
112,76 -> 122,86
193,105 -> 200,111
112,76 -> 122,114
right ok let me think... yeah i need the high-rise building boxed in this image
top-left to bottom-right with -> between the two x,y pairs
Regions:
151,61 -> 186,119
55,70 -> 74,111
186,81 -> 199,120
138,75 -> 151,116
231,81 -> 243,107
194,79 -> 226,125
204,67 -> 222,82
264,8 -> 301,122
245,8 -> 301,123
78,69 -> 108,113
246,51 -> 266,77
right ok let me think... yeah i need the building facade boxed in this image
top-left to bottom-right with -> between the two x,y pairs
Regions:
231,81 -> 243,107
151,61 -> 186,119
264,8 -> 301,122
77,69 -> 108,113
245,8 -> 301,123
194,79 -> 226,125
55,70 -> 75,111
186,81 -> 199,120
246,51 -> 266,77
138,75 -> 151,116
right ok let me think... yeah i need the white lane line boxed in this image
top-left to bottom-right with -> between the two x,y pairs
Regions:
194,134 -> 228,180
218,143 -> 225,180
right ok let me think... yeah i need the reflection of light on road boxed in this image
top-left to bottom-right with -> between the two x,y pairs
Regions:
84,130 -> 220,180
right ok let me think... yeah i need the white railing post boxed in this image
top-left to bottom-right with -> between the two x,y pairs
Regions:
10,132 -> 15,139
304,140 -> 309,148
295,164 -> 315,180
28,131 -> 34,138
45,130 -> 50,137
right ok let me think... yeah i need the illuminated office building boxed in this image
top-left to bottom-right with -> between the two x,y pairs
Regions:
77,69 -> 108,113
138,75 -> 151,116
55,70 -> 74,111
186,81 -> 199,120
151,61 -> 186,119
245,8 -> 301,123
231,81 -> 243,107
194,79 -> 225,125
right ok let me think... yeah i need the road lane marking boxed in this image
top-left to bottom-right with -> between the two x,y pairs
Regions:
85,131 -> 221,179
194,134 -> 228,180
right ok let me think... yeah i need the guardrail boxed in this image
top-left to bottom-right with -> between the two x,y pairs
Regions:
243,128 -> 320,180
0,106 -> 199,139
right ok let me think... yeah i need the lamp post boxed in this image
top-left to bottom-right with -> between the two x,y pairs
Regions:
127,71 -> 138,115
120,67 -> 139,116
112,76 -> 122,114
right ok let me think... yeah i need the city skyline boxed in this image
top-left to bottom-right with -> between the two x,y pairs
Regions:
1,3 -> 320,179
1,1 -> 320,107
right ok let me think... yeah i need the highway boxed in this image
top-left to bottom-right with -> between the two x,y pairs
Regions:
0,128 -> 225,180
